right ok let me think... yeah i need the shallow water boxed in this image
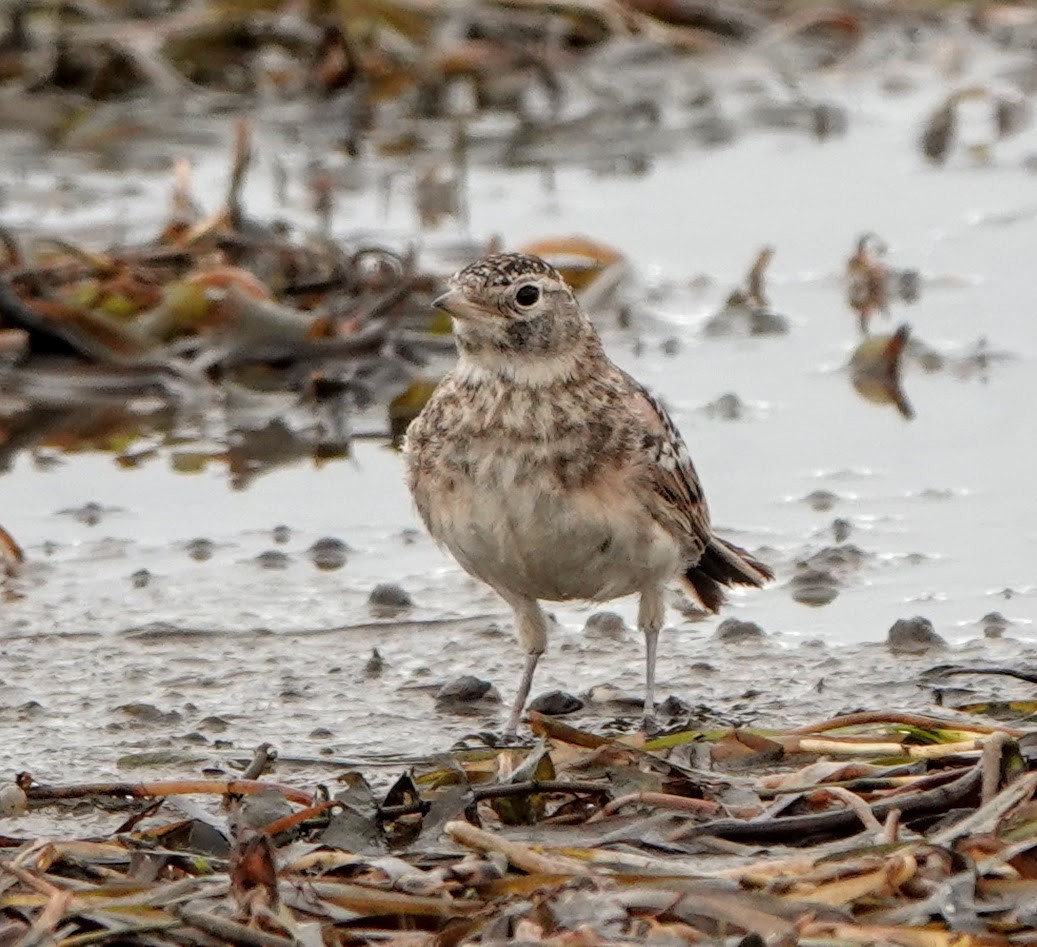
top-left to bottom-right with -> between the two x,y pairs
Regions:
2,35 -> 1036,800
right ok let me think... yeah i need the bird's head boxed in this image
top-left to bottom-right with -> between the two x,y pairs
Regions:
433,253 -> 595,380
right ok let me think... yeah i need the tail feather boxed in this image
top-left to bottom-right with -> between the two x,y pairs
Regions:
682,537 -> 773,614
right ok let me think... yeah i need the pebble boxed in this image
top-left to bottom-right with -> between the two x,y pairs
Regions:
255,550 -> 290,570
705,392 -> 745,421
239,788 -> 293,829
831,517 -> 853,542
272,525 -> 292,544
887,616 -> 946,654
309,536 -> 350,570
528,690 -> 583,715
369,583 -> 413,614
582,611 -> 628,638
803,545 -> 867,575
712,618 -> 766,644
980,612 -> 1010,638
364,648 -> 385,678
61,501 -> 106,526
0,784 -> 27,817
803,489 -> 839,512
435,675 -> 499,704
789,567 -> 840,606
186,538 -> 214,562
116,703 -> 182,725
130,568 -> 151,589
658,695 -> 694,716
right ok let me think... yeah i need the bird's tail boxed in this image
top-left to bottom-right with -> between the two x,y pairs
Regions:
682,537 -> 773,613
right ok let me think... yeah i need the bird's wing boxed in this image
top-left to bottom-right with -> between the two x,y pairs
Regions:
624,376 -> 712,557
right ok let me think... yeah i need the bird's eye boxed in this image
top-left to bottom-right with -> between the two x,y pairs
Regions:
514,285 -> 540,307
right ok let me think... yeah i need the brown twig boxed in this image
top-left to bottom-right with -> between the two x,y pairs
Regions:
25,778 -> 313,806
789,711 -> 1022,738
669,761 -> 983,843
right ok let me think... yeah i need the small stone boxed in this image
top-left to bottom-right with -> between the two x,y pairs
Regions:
186,538 -> 214,562
368,583 -> 413,614
309,536 -> 349,571
436,675 -> 499,704
364,648 -> 385,678
256,550 -> 290,570
181,732 -> 209,745
18,700 -> 43,719
980,612 -> 1010,638
0,784 -> 27,817
658,695 -> 694,716
116,703 -> 182,725
803,490 -> 839,512
582,611 -> 628,638
130,568 -> 151,589
887,616 -> 946,654
69,501 -> 105,526
789,567 -> 840,606
310,727 -> 334,739
804,545 -> 867,574
239,788 -> 293,829
660,337 -> 681,356
199,715 -> 231,733
272,525 -> 292,544
527,690 -> 583,716
831,518 -> 853,542
712,618 -> 766,644
706,392 -> 745,421
749,308 -> 790,335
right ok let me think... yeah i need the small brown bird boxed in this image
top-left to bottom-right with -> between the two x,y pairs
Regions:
405,253 -> 772,735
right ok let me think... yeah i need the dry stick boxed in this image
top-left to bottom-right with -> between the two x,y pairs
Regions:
0,862 -> 66,897
929,771 -> 1037,845
880,809 -> 901,845
60,920 -> 182,946
981,732 -> 1010,805
169,906 -> 296,947
668,760 -> 983,844
818,786 -> 884,835
786,737 -> 985,759
445,821 -> 592,876
258,800 -> 339,837
588,792 -> 721,822
25,779 -> 313,807
789,711 -> 1024,738
528,712 -> 613,748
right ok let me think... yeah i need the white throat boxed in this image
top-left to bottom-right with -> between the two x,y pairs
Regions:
455,349 -> 581,388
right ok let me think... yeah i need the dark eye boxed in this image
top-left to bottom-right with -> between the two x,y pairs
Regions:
515,284 -> 540,307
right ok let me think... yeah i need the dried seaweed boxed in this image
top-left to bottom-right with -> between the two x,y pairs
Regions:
4,709 -> 1036,944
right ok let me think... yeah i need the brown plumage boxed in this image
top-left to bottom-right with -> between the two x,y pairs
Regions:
405,253 -> 771,735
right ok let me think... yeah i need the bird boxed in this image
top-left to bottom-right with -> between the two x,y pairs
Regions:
405,252 -> 772,736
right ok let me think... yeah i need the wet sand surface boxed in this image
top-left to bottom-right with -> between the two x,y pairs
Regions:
2,39 -> 1036,822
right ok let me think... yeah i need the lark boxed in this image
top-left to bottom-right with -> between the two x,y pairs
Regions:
405,253 -> 772,735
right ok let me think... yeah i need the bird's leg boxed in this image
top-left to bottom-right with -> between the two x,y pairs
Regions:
638,586 -> 666,730
501,595 -> 549,738
505,652 -> 541,737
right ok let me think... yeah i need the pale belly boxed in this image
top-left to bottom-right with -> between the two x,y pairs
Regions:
418,456 -> 683,602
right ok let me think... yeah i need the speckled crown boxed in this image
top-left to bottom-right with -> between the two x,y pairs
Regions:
452,253 -> 563,291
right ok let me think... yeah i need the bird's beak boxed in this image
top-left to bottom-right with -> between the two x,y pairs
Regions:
432,289 -> 486,321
